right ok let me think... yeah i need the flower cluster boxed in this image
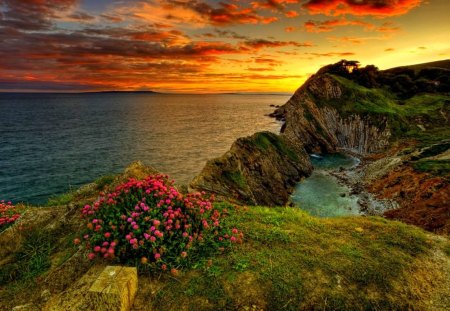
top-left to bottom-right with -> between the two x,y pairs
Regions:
79,175 -> 242,271
0,200 -> 21,228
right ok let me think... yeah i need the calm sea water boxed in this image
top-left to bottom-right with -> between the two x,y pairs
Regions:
291,154 -> 361,217
0,93 -> 287,204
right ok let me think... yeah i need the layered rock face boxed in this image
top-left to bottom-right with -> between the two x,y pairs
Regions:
273,74 -> 391,154
189,131 -> 312,206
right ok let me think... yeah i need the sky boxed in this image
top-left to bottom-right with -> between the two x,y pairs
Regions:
0,0 -> 449,93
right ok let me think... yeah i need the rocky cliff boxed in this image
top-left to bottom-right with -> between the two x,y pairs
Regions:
189,131 -> 312,206
272,74 -> 391,155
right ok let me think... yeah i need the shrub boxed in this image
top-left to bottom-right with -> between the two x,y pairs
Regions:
79,175 -> 242,272
0,200 -> 21,229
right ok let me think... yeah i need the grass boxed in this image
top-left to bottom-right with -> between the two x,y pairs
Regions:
320,74 -> 450,144
251,132 -> 299,162
46,174 -> 117,206
1,202 -> 448,310
137,203 -> 447,310
413,159 -> 450,176
222,170 -> 247,188
0,227 -> 57,286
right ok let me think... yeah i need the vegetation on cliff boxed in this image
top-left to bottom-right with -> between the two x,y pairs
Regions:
190,131 -> 312,206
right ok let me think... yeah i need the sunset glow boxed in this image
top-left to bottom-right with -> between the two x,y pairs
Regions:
0,0 -> 449,93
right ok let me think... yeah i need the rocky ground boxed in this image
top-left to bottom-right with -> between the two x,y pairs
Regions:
324,141 -> 450,234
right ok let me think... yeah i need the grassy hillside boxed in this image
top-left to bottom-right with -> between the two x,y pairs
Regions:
325,74 -> 450,145
384,59 -> 450,72
139,205 -> 449,310
1,178 -> 449,310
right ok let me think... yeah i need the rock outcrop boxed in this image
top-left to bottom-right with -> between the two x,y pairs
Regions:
190,131 -> 312,206
273,74 -> 391,154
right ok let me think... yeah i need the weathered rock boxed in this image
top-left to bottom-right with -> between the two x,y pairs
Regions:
12,304 -> 39,311
273,74 -> 391,155
190,131 -> 312,206
41,289 -> 51,302
87,266 -> 138,311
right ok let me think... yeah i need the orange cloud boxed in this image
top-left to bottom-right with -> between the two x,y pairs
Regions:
305,52 -> 355,57
304,18 -> 375,32
303,0 -> 423,17
285,10 -> 299,18
285,26 -> 296,32
242,39 -> 313,49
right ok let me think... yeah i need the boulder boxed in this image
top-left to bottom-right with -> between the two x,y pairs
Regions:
87,266 -> 138,311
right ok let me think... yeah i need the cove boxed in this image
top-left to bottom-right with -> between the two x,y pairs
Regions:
291,153 -> 361,217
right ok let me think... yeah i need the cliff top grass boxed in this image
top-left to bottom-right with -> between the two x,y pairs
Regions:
1,197 -> 449,310
323,74 -> 450,146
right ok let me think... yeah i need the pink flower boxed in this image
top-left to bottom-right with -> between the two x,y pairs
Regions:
150,236 -> 156,242
230,236 -> 236,242
88,253 -> 96,260
181,251 -> 187,258
154,253 -> 161,260
232,228 -> 238,234
94,246 -> 101,252
153,220 -> 160,226
104,232 -> 111,238
125,234 -> 132,241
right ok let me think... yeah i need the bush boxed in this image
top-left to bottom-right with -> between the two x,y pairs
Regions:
79,175 -> 242,272
0,200 -> 21,229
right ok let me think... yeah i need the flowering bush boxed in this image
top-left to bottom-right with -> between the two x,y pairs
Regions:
79,174 -> 242,272
0,200 -> 21,229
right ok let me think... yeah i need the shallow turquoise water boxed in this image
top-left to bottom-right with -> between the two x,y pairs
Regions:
291,153 -> 361,217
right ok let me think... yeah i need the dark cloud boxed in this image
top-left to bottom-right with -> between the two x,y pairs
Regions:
0,0 -> 77,30
67,11 -> 95,21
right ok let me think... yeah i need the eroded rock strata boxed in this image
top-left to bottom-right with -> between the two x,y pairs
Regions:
189,131 -> 312,206
274,74 -> 391,154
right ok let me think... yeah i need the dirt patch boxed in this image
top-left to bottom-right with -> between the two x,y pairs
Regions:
369,165 -> 450,234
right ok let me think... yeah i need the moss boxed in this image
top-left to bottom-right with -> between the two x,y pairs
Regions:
251,132 -> 299,162
413,159 -> 450,176
411,141 -> 450,160
303,109 -> 315,122
222,170 -> 247,188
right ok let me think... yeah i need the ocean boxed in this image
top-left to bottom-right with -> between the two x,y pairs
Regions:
0,93 -> 287,204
